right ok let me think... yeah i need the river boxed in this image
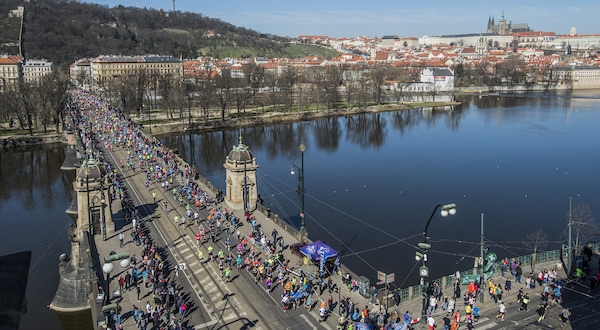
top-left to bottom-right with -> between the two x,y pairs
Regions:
0,144 -> 72,330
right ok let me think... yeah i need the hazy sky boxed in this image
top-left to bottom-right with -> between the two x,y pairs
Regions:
86,0 -> 599,38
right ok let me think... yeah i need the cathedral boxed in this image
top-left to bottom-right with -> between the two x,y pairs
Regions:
486,12 -> 531,35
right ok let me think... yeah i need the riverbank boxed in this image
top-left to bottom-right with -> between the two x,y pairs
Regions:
0,101 -> 459,147
133,101 -> 461,135
0,131 -> 63,148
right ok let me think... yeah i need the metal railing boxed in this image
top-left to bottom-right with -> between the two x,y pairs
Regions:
393,247 -> 569,304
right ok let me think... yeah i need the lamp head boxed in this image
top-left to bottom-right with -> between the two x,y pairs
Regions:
417,242 -> 431,250
441,203 -> 457,217
415,252 -> 424,261
102,262 -> 114,274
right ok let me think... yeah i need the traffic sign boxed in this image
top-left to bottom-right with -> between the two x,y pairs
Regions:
377,271 -> 395,284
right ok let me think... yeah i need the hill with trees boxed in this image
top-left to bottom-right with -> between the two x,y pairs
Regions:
0,0 -> 337,69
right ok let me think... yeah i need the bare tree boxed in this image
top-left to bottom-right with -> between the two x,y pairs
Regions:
522,228 -> 548,273
368,64 -> 387,105
568,203 -> 599,256
214,74 -> 234,121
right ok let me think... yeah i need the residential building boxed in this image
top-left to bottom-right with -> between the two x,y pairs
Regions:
552,66 -> 600,89
22,59 -> 53,83
70,55 -> 183,90
420,68 -> 455,91
0,55 -> 23,88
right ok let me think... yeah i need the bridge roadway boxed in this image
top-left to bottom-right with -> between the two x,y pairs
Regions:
94,140 -> 356,329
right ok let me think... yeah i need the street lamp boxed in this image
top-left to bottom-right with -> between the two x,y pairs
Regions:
102,253 -> 131,302
416,203 -> 456,318
102,262 -> 114,303
101,194 -> 106,241
290,143 -> 307,241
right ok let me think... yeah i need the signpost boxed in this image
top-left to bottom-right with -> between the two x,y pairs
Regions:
377,271 -> 394,310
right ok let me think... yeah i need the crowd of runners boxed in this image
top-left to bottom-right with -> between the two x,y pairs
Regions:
68,89 -> 196,330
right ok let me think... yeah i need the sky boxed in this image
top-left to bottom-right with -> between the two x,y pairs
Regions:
85,0 -> 600,38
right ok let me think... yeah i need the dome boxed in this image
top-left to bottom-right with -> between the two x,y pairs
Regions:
226,136 -> 254,163
77,158 -> 106,181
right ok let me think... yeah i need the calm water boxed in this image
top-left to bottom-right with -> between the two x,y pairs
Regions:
163,91 -> 600,288
0,144 -> 72,330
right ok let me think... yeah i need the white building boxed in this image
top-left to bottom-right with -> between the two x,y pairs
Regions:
420,68 -> 455,91
419,33 -> 515,48
22,59 -> 53,82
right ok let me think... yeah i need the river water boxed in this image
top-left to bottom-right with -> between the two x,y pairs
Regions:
0,144 -> 72,330
162,91 -> 600,288
4,91 -> 600,330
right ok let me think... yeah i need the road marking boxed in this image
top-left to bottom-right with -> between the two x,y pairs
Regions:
299,313 -> 319,330
475,322 -> 498,330
193,319 -> 218,329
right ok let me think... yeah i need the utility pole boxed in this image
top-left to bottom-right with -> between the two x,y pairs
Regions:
480,213 -> 484,303
567,197 -> 572,275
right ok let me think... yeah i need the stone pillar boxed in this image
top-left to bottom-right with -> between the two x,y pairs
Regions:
223,136 -> 259,211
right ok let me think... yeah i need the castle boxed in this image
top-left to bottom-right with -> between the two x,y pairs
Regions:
487,11 -> 531,35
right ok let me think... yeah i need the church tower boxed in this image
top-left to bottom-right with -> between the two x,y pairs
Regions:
370,40 -> 377,61
477,34 -> 486,58
223,136 -> 259,211
498,11 -> 507,35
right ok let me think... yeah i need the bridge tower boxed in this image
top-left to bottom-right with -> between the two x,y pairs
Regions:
73,158 -> 114,241
223,136 -> 259,212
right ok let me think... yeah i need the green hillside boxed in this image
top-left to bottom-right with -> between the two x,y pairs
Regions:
0,0 -> 338,70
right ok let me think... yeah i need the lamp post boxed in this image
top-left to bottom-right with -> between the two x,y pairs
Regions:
101,194 -> 107,241
83,160 -> 92,236
290,143 -> 307,242
416,203 -> 456,318
146,104 -> 151,135
102,253 -> 131,303
102,262 -> 114,303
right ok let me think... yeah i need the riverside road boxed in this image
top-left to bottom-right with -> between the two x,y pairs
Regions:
70,88 -> 594,330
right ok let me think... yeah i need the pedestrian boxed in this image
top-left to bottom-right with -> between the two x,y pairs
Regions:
447,296 -> 455,314
496,301 -> 506,321
427,314 -> 436,330
118,231 -> 124,247
124,272 -> 132,291
560,307 -> 571,327
393,289 -> 400,306
132,305 -> 139,323
518,293 -> 529,312
118,275 -> 125,293
505,277 -> 512,294
136,284 -> 141,301
441,294 -> 448,310
370,285 -> 378,304
537,300 -> 549,323
443,315 -> 451,330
